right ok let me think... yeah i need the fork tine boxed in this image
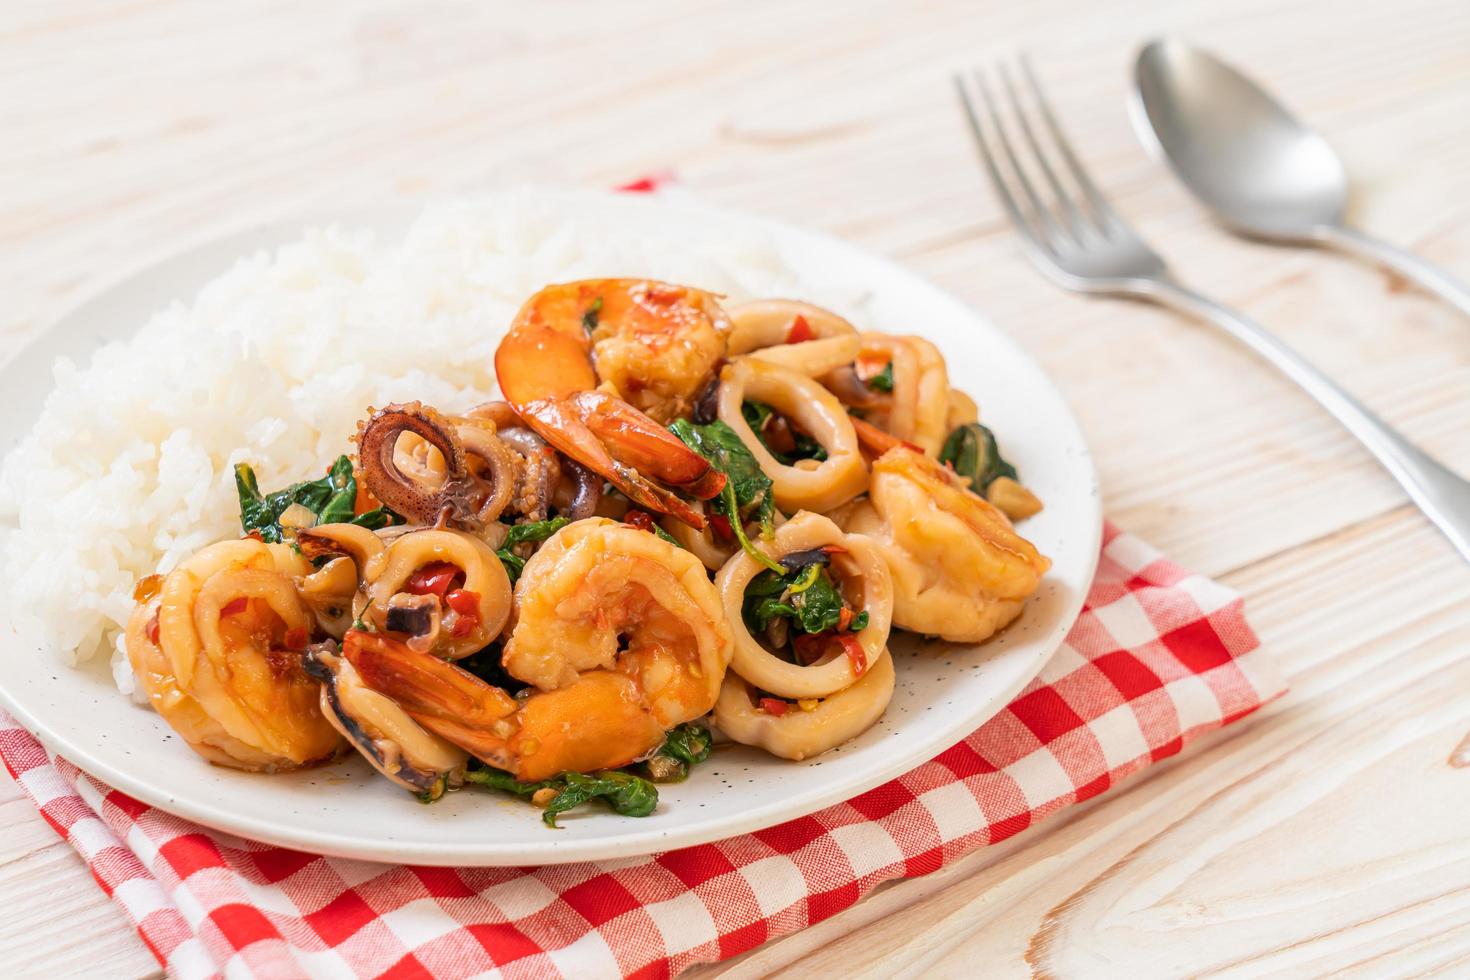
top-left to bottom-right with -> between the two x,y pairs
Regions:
952,73 -> 1055,259
970,69 -> 1068,248
996,61 -> 1092,241
1017,53 -> 1121,231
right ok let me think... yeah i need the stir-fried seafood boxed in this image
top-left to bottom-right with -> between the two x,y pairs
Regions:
503,519 -> 731,728
128,539 -> 343,771
834,446 -> 1050,643
495,279 -> 728,527
125,282 -> 1051,824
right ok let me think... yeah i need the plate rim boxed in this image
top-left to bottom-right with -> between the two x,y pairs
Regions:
0,188 -> 1101,864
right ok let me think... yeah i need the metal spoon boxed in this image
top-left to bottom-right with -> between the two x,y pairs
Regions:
1132,37 -> 1470,317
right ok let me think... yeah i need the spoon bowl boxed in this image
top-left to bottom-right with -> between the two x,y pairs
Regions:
1133,38 -> 1347,240
1132,37 -> 1470,315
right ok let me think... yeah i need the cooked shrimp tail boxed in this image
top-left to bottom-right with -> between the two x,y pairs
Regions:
341,629 -> 668,781
495,279 -> 732,529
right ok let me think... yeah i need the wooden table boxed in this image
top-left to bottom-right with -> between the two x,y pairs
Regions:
4,1 -> 1469,975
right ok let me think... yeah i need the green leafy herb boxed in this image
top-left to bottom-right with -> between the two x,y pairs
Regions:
466,767 -> 658,827
741,557 -> 862,637
640,722 -> 714,783
866,361 -> 894,392
668,418 -> 782,572
234,455 -> 396,544
741,400 -> 828,464
495,516 -> 571,583
503,516 -> 571,547
581,296 -> 604,334
660,723 -> 713,767
938,423 -> 1018,493
496,550 -> 526,583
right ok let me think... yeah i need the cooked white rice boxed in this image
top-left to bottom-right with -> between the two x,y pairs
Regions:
0,189 -> 857,693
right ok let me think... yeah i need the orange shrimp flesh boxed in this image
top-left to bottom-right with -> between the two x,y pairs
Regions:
342,630 -> 663,782
495,280 -> 727,529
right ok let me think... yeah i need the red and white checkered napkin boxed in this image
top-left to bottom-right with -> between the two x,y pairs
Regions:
0,522 -> 1283,979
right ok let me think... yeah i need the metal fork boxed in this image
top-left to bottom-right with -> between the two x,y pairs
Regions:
955,58 -> 1470,564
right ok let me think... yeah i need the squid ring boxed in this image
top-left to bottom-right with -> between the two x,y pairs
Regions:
726,299 -> 857,355
749,335 -> 862,378
715,511 -> 892,700
714,650 -> 895,761
364,528 -> 512,658
716,359 -> 868,514
853,333 -> 951,455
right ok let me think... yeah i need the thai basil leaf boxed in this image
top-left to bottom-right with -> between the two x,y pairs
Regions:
235,455 -> 395,544
496,550 -> 526,584
659,723 -> 713,767
639,723 -> 714,783
465,767 -> 660,827
741,561 -> 861,636
789,567 -> 846,634
464,767 -> 550,797
938,423 -> 1018,493
541,771 -> 658,827
495,516 -> 571,583
668,418 -> 781,572
866,361 -> 894,392
503,516 -> 570,547
741,400 -> 828,464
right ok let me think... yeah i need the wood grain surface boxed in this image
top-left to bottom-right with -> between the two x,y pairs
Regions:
3,1 -> 1469,976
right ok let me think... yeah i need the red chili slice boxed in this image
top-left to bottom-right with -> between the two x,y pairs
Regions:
785,315 -> 814,344
791,631 -> 867,675
444,589 -> 481,636
283,626 -> 309,651
146,614 -> 161,646
707,513 -> 734,544
405,561 -> 461,597
220,597 -> 248,617
836,632 -> 867,676
758,697 -> 789,716
624,509 -> 657,533
443,589 -> 479,616
791,632 -> 826,666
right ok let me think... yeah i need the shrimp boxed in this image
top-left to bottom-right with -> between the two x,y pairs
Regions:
126,539 -> 343,771
340,630 -> 668,782
494,280 -> 728,528
833,444 -> 1050,643
502,518 -> 732,729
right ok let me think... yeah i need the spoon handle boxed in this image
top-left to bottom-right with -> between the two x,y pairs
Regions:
1319,225 -> 1470,318
1145,278 -> 1470,563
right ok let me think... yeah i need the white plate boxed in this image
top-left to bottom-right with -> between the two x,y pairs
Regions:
0,191 -> 1100,865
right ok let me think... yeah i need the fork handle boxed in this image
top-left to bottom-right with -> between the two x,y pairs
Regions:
1146,278 -> 1470,562
1318,224 -> 1470,319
